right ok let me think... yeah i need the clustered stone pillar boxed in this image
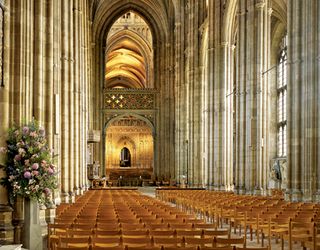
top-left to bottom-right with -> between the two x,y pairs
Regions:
0,0 -> 91,243
235,0 -> 271,195
0,0 -> 14,243
174,0 -> 207,187
286,0 -> 320,202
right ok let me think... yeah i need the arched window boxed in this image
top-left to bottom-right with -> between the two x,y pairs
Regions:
277,35 -> 287,157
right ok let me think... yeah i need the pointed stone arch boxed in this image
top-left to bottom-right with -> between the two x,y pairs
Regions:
90,0 -> 176,179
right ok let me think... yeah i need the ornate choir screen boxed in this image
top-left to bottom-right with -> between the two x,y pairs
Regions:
103,88 -> 157,186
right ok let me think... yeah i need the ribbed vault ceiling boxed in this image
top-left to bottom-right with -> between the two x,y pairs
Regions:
105,11 -> 152,89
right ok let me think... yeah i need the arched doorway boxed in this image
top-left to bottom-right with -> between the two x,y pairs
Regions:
104,115 -> 154,185
120,147 -> 131,167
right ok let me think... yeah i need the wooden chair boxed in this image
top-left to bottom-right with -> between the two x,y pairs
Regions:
59,236 -> 90,248
121,230 -> 150,238
126,247 -> 162,250
94,229 -> 122,237
67,229 -> 94,238
236,247 -> 270,250
56,247 -> 89,250
48,223 -> 70,249
121,223 -> 146,230
199,247 -> 234,250
175,229 -> 203,238
193,223 -> 218,230
163,247 -> 199,250
145,223 -> 170,230
91,245 -> 125,250
213,236 -> 246,248
202,229 -> 229,238
184,237 -> 214,248
289,219 -> 315,250
152,236 -> 183,248
149,229 -> 176,238
168,223 -> 194,230
122,236 -> 152,248
91,236 -> 122,248
96,222 -> 120,230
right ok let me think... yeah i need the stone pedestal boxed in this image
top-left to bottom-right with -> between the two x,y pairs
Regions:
22,199 -> 42,250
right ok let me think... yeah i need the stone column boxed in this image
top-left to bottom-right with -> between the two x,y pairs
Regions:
286,0 -> 320,201
60,0 -> 70,202
222,42 -> 235,191
73,0 -> 80,195
235,0 -> 270,194
205,0 -> 216,188
173,0 -> 187,185
210,1 -> 224,190
68,0 -> 75,202
33,0 -> 44,122
52,0 -> 62,204
0,1 -> 14,243
44,0 -> 54,151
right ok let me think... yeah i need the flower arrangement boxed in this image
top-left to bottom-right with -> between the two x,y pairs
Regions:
0,119 -> 57,205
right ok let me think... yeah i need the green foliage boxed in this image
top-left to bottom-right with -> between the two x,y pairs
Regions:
0,119 -> 58,205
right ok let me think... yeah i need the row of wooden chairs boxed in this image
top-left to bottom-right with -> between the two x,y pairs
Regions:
54,235 -> 248,249
50,190 -> 251,250
56,246 -> 268,250
158,189 -> 320,250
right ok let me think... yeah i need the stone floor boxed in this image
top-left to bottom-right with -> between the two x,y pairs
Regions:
137,187 -> 306,250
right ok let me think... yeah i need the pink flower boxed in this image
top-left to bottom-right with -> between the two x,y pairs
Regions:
8,175 -> 15,182
44,188 -> 51,195
48,167 -> 54,175
14,154 -> 21,161
23,171 -> 31,179
32,163 -> 39,170
30,131 -> 37,137
41,160 -> 47,167
0,147 -> 6,153
22,126 -> 29,135
32,170 -> 39,176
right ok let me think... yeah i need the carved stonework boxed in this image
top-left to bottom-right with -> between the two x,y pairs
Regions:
104,89 -> 157,110
104,112 -> 155,130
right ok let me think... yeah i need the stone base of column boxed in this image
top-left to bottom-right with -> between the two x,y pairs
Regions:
74,187 -> 80,196
79,186 -> 84,195
53,189 -> 61,205
235,185 -> 246,195
312,190 -> 320,202
69,192 -> 75,203
206,185 -> 214,191
287,189 -> 303,201
60,192 -> 70,203
253,187 -> 262,195
0,204 -> 14,244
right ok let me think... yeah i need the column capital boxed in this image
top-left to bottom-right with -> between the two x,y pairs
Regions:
268,8 -> 273,16
255,2 -> 265,10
